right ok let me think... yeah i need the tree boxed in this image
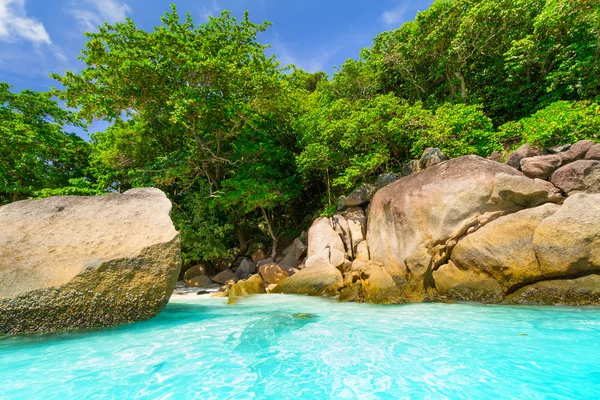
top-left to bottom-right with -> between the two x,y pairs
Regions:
53,6 -> 302,263
0,83 -> 88,204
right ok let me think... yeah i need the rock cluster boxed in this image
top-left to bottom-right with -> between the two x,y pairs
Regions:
272,142 -> 600,306
0,188 -> 181,334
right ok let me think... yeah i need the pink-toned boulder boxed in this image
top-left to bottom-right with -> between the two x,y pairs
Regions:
520,155 -> 562,179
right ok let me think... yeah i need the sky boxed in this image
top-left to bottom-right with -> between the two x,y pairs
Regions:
0,0 -> 434,136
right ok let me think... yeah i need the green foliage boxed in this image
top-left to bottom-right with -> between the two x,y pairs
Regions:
0,83 -> 88,204
413,103 -> 499,158
2,0 -> 598,267
498,101 -> 600,149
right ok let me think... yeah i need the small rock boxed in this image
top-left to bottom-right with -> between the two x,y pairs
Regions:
235,259 -> 256,280
551,160 -> 600,195
251,247 -> 267,264
488,151 -> 503,162
228,274 -> 266,303
329,247 -> 347,269
377,173 -> 398,189
344,184 -> 377,208
355,241 -> 370,261
505,144 -> 541,170
546,144 -> 571,154
185,275 -> 213,288
212,269 -> 238,285
305,248 -> 331,269
259,263 -> 290,284
257,258 -> 274,267
585,144 -> 600,161
183,264 -> 206,282
520,155 -> 562,179
402,160 -> 421,176
419,148 -> 448,169
559,140 -> 595,164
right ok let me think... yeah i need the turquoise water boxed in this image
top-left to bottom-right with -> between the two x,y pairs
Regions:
1,295 -> 600,399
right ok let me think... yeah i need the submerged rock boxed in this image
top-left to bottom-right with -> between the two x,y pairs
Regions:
228,274 -> 266,304
272,264 -> 343,296
0,188 -> 181,334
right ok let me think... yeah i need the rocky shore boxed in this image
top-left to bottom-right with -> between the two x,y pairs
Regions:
200,141 -> 600,306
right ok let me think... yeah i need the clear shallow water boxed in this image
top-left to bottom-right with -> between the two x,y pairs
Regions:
1,295 -> 600,400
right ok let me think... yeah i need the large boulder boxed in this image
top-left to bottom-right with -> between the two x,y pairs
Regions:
451,204 -> 560,291
0,188 -> 181,334
307,217 -> 345,258
532,193 -> 600,277
550,160 -> 600,195
367,156 -> 525,274
272,264 -> 343,296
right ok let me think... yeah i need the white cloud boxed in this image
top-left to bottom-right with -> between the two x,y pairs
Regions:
270,33 -> 329,73
0,0 -> 51,44
71,0 -> 131,32
199,0 -> 220,21
381,4 -> 408,26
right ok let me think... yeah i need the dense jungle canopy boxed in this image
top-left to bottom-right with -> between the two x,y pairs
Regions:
2,0 -> 599,267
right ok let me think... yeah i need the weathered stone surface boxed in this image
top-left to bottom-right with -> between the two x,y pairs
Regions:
507,275 -> 600,306
258,264 -> 290,284
505,144 -> 541,169
332,214 -> 352,258
490,173 -> 563,207
377,173 -> 398,189
533,193 -> 600,277
185,275 -> 213,288
419,148 -> 448,169
305,248 -> 331,270
235,259 -> 256,280
355,241 -> 370,261
585,144 -> 600,161
361,263 -> 406,304
451,204 -> 560,291
520,154 -> 562,179
228,274 -> 266,304
212,269 -> 238,285
345,184 -> 377,207
433,261 -> 504,303
0,188 -> 181,334
329,248 -> 347,269
550,160 -> 600,195
559,140 -> 595,164
367,156 -> 523,274
272,265 -> 343,296
307,217 -> 345,258
292,238 -> 307,260
344,206 -> 367,255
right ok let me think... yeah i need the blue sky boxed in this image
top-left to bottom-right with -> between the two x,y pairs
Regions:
0,0 -> 434,135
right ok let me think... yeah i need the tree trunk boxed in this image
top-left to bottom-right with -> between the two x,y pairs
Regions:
261,206 -> 278,260
236,227 -> 247,255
